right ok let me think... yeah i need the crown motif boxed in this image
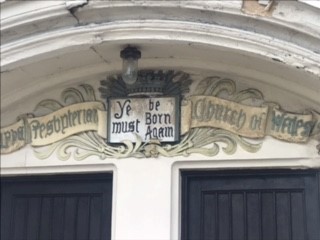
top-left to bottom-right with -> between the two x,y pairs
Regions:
126,70 -> 167,96
99,70 -> 192,100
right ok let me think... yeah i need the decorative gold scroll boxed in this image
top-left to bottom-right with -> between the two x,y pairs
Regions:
180,96 -> 319,143
1,94 -> 320,154
266,107 -> 314,143
0,119 -> 26,154
311,111 -> 320,138
188,96 -> 269,138
1,102 -> 107,154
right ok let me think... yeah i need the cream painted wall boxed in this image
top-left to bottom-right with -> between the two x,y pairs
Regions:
1,1 -> 320,239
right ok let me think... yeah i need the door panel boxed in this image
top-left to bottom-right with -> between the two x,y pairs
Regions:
1,173 -> 112,240
181,170 -> 320,240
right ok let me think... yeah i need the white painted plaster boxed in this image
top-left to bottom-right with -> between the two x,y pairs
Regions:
1,137 -> 319,240
65,0 -> 88,10
1,1 -> 320,240
0,1 -> 76,44
1,24 -> 320,118
299,0 -> 320,8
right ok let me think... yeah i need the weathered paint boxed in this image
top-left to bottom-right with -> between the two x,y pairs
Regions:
1,1 -> 320,240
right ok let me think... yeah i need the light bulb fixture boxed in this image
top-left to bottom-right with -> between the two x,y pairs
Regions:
120,46 -> 141,85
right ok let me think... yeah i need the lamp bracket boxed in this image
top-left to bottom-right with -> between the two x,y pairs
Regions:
120,46 -> 141,60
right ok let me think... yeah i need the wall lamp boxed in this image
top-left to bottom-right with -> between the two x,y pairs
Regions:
120,46 -> 141,85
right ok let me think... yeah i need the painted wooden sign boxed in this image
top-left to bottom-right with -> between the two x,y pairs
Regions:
108,97 -> 179,143
1,71 -> 319,158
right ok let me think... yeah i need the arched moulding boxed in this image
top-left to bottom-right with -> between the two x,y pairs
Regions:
32,73 -> 263,161
2,19 -> 319,73
2,19 -> 320,118
1,2 -> 320,160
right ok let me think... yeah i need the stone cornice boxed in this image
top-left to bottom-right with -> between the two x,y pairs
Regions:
1,1 -> 320,126
1,1 -> 320,47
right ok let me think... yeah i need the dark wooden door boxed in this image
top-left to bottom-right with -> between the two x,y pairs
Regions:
1,173 -> 113,240
181,170 -> 320,240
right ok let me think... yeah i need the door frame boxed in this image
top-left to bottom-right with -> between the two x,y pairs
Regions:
180,169 -> 320,240
170,161 -> 320,240
0,164 -> 117,240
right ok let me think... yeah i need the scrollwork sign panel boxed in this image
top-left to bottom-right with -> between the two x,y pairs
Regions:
1,71 -> 319,159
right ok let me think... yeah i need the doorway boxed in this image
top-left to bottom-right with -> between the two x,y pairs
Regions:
181,170 -> 320,240
1,173 -> 113,240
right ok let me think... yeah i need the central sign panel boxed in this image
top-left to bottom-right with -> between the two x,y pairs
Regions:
108,97 -> 180,143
